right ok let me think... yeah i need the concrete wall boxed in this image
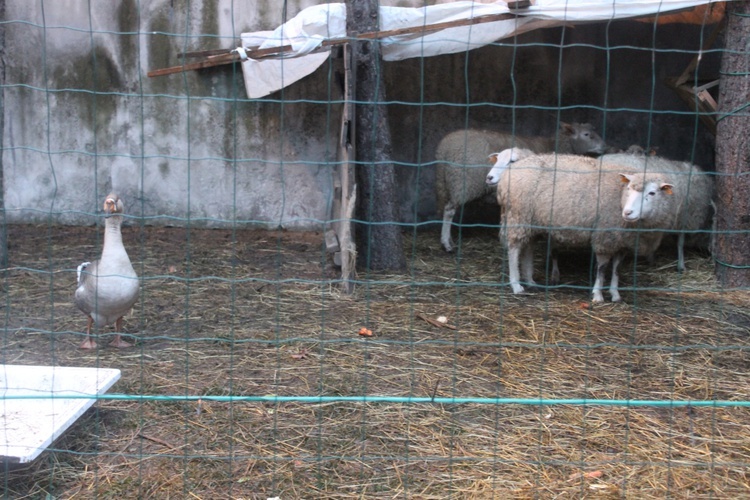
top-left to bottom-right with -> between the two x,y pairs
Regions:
2,1 -> 720,227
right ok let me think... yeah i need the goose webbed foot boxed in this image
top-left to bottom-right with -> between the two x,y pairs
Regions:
109,334 -> 132,348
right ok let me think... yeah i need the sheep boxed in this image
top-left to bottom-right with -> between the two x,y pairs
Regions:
496,153 -> 677,303
599,153 -> 715,271
486,147 -> 564,284
435,122 -> 609,252
489,148 -> 715,274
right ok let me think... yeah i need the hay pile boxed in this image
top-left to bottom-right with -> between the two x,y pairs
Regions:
3,223 -> 750,498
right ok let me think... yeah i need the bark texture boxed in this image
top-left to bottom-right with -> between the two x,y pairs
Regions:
346,0 -> 406,272
714,1 -> 750,287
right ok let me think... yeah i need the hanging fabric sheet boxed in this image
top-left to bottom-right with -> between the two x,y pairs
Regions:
239,1 -> 727,98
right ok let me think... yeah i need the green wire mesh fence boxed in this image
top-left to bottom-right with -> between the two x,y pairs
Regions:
2,1 -> 750,498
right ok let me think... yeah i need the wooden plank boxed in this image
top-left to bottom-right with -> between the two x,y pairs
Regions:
147,45 -> 296,77
338,43 -> 356,294
178,48 -> 243,58
695,79 -> 719,93
673,20 -> 724,87
663,17 -> 723,136
148,52 -> 241,77
665,78 -> 718,136
698,88 -> 718,110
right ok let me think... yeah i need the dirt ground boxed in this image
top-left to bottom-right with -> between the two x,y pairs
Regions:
2,222 -> 750,498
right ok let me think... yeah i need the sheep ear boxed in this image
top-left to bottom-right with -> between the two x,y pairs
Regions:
559,122 -> 573,135
660,183 -> 674,195
619,173 -> 633,184
488,153 -> 499,163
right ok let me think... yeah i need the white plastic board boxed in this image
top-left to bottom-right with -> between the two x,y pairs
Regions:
0,364 -> 121,463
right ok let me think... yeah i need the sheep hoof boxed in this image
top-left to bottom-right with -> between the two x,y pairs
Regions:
511,284 -> 525,294
611,295 -> 622,303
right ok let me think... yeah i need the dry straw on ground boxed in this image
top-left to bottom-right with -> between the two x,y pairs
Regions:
3,223 -> 750,498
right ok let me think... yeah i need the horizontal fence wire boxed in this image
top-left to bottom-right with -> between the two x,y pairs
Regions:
5,394 -> 750,407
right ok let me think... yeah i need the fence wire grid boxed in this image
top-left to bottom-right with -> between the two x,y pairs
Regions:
2,1 -> 750,499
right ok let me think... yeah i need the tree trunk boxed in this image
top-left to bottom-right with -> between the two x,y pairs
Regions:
345,0 -> 406,272
714,1 -> 750,288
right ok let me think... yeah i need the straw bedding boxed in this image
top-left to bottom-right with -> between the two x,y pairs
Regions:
3,223 -> 749,498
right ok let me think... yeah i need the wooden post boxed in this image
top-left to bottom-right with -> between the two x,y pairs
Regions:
346,0 -> 406,272
714,0 -> 750,288
338,44 -> 357,293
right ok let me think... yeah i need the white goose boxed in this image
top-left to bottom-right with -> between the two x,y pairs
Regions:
75,193 -> 139,349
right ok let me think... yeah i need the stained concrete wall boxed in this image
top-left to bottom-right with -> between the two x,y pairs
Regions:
2,1 -> 720,227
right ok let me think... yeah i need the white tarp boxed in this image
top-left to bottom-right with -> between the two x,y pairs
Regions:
239,1 -> 726,98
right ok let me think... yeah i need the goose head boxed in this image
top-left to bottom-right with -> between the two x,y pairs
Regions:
103,194 -> 124,218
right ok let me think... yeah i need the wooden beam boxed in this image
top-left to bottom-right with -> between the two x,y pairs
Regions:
664,77 -> 718,136
673,19 -> 725,87
663,17 -> 724,136
177,48 -> 242,59
147,45 -> 295,77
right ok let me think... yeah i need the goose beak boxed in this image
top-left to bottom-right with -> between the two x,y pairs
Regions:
103,195 -> 121,216
103,199 -> 116,215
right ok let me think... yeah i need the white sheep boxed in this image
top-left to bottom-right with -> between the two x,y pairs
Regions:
496,154 -> 676,303
435,122 -> 609,252
489,149 -> 716,275
599,153 -> 715,271
486,147 -> 565,284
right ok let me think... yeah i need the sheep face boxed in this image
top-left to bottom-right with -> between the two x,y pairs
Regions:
486,148 -> 533,185
486,151 -> 510,186
562,122 -> 608,156
620,173 -> 674,222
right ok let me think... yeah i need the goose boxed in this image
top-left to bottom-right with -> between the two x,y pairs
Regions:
75,193 -> 139,349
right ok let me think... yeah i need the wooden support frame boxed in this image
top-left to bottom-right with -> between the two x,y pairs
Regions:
663,19 -> 725,136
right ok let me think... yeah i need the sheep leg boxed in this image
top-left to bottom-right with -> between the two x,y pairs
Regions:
609,253 -> 623,303
521,242 -> 537,288
545,243 -> 560,285
441,203 -> 457,252
592,253 -> 611,303
676,233 -> 686,272
550,255 -> 560,285
508,244 -> 525,294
